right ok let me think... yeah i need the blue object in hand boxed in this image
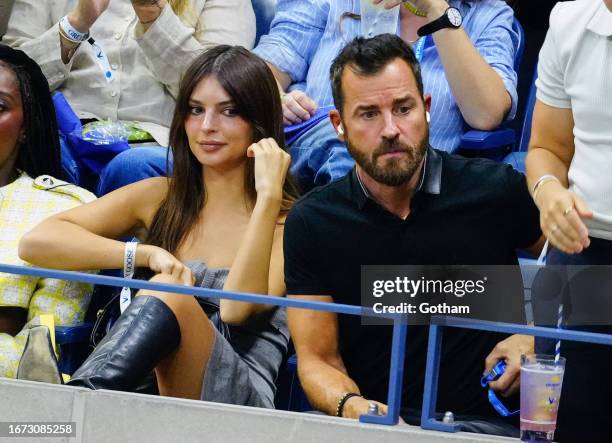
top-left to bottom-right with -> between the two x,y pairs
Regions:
481,360 -> 520,417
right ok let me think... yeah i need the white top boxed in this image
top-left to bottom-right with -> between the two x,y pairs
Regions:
4,0 -> 256,146
536,0 -> 612,241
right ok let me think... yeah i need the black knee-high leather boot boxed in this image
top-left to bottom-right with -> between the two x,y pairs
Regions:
68,295 -> 181,391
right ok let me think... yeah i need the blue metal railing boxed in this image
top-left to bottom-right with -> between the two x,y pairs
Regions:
421,315 -> 612,433
0,263 -> 405,426
6,263 -> 612,431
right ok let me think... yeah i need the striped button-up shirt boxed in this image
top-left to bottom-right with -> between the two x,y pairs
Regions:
253,0 -> 518,152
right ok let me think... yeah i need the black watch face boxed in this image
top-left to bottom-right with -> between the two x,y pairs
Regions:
447,8 -> 462,27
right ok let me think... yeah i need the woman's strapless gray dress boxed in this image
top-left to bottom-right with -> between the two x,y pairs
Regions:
187,261 -> 289,407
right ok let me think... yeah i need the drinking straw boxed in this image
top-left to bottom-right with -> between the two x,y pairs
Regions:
555,303 -> 563,365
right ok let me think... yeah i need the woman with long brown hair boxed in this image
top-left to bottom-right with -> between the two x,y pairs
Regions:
19,45 -> 297,407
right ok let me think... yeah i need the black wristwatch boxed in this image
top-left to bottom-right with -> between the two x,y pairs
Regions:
417,7 -> 463,37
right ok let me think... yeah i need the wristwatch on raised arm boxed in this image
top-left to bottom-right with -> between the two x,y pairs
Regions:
417,7 -> 463,37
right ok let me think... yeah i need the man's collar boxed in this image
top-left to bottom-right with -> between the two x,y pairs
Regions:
352,146 -> 442,210
587,1 -> 612,36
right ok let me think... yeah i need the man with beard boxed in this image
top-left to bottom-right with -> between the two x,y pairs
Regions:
283,34 -> 542,436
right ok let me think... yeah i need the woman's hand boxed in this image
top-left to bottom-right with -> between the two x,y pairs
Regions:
131,0 -> 167,26
68,0 -> 111,32
535,181 -> 592,254
247,138 -> 291,203
139,245 -> 194,286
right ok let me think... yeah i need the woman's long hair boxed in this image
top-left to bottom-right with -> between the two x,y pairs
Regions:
0,45 -> 62,179
146,46 -> 298,254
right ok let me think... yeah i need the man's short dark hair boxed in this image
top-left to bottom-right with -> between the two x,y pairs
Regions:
330,34 -> 424,113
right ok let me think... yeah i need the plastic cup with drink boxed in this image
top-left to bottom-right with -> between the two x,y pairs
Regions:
360,0 -> 400,38
520,354 -> 566,443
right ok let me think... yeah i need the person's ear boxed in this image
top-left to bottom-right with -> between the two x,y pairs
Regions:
423,94 -> 432,124
423,94 -> 432,113
329,109 -> 345,142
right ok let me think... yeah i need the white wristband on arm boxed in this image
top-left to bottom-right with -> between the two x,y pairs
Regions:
58,16 -> 114,82
120,241 -> 138,314
59,16 -> 90,43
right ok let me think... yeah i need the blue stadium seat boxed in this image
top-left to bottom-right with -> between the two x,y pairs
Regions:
56,323 -> 94,375
276,354 -> 314,412
457,17 -> 526,158
502,65 -> 538,173
252,0 -> 277,45
55,277 -> 121,375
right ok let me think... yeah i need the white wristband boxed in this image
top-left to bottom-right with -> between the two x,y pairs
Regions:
59,16 -> 90,43
120,242 -> 138,313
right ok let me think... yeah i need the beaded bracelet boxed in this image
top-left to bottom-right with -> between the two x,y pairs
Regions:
336,392 -> 362,417
403,1 -> 427,17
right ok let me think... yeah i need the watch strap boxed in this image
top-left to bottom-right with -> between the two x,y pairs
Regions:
417,7 -> 461,37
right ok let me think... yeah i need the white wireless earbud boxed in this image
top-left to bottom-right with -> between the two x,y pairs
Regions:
338,124 -> 345,136
426,111 -> 431,123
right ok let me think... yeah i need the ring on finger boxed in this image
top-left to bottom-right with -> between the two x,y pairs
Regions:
563,206 -> 574,216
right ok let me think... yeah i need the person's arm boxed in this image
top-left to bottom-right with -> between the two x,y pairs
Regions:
423,0 -> 514,129
220,139 -> 291,325
4,0 -> 110,88
252,0 -> 326,123
525,6 -> 591,255
19,178 -> 192,284
288,296 -> 388,417
132,0 -> 256,98
383,0 -> 515,129
526,102 -> 591,254
283,204 -> 387,417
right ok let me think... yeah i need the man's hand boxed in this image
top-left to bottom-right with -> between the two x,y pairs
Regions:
281,90 -> 318,125
484,334 -> 534,397
343,396 -> 388,419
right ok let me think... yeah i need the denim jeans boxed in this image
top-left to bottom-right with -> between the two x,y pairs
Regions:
288,118 -> 354,192
60,135 -> 80,186
96,146 -> 172,196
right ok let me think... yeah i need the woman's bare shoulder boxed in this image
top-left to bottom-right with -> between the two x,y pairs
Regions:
119,177 -> 169,204
106,177 -> 170,225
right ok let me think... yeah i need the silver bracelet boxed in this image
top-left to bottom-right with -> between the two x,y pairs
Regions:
532,174 -> 560,205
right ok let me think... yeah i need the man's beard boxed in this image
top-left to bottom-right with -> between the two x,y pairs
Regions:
346,130 -> 428,187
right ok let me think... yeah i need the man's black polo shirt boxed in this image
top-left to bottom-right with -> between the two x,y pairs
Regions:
284,148 -> 541,419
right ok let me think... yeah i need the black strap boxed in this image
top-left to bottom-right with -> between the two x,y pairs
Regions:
336,392 -> 362,417
417,7 -> 451,37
